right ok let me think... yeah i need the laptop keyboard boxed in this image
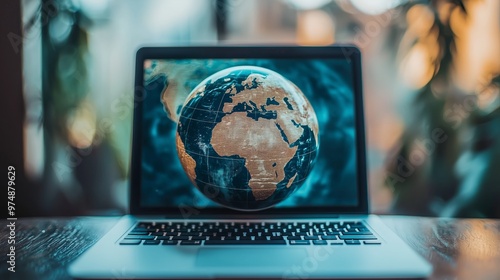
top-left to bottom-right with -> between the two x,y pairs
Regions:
119,221 -> 380,246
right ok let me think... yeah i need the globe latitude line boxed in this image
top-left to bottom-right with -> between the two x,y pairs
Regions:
179,115 -> 221,124
181,147 -> 318,161
192,176 -> 310,191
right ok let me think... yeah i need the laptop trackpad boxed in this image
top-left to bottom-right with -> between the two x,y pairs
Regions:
196,248 -> 308,267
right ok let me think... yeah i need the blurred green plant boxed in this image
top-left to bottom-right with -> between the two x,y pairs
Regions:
24,0 -> 123,215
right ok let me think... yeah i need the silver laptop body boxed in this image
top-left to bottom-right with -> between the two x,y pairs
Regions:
69,46 -> 431,279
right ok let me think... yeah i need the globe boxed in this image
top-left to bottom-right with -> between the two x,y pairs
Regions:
176,66 -> 319,211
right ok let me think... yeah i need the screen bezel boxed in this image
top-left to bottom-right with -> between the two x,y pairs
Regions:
130,46 -> 368,216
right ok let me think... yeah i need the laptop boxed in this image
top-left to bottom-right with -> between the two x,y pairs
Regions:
68,46 -> 432,279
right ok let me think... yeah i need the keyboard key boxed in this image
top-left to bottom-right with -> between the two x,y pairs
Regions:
330,242 -> 344,245
289,240 -> 310,245
304,236 -> 319,240
339,235 -> 377,240
321,235 -> 337,240
253,236 -> 267,241
125,235 -> 155,240
127,232 -> 149,236
344,240 -> 361,245
132,228 -> 156,233
238,236 -> 252,240
171,222 -> 185,227
156,236 -> 171,240
172,236 -> 189,240
162,240 -> 177,245
313,240 -> 327,245
180,241 -> 201,245
363,241 -> 381,245
270,236 -> 284,240
143,240 -> 161,245
191,236 -> 207,240
119,240 -> 141,245
287,236 -> 302,240
341,231 -> 373,235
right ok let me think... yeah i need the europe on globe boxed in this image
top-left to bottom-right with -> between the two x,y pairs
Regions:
176,66 -> 319,210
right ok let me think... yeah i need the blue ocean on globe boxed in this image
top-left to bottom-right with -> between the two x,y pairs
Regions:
176,66 -> 319,210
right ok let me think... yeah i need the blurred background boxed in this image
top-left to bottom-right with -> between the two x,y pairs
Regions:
1,0 -> 499,217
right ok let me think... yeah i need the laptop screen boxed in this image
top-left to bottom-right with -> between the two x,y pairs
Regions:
137,50 -> 363,212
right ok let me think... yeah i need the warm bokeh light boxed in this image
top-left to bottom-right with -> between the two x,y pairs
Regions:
452,0 -> 500,92
406,4 -> 434,38
400,1 -> 500,93
66,101 -> 97,149
399,42 -> 435,89
398,4 -> 441,89
296,10 -> 334,45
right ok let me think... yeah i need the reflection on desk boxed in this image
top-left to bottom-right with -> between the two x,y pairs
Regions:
0,216 -> 499,280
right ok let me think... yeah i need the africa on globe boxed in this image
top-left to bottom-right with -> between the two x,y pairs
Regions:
176,66 -> 319,210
